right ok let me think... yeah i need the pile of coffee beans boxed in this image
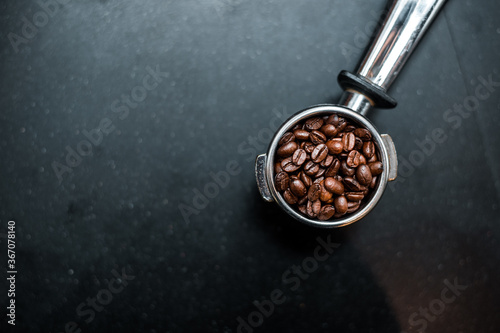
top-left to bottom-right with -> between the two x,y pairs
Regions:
273,114 -> 383,221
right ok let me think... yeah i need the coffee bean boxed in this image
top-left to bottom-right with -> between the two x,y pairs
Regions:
326,139 -> 343,155
319,182 -> 333,202
293,129 -> 310,141
358,154 -> 367,165
334,195 -> 348,215
304,161 -> 319,176
298,195 -> 308,205
277,141 -> 298,157
321,124 -> 338,137
340,160 -> 355,177
278,132 -> 295,146
325,159 -> 341,177
301,141 -> 315,154
283,188 -> 298,205
299,171 -> 312,187
281,157 -> 301,172
342,132 -> 356,151
320,155 -> 334,168
354,128 -> 372,141
346,201 -> 361,213
356,164 -> 372,186
275,162 -> 283,173
343,177 -> 364,192
290,179 -> 307,197
307,199 -> 322,217
362,141 -> 375,158
292,149 -> 307,166
368,161 -> 383,176
324,177 -> 344,195
308,183 -> 321,201
317,167 -> 327,178
318,205 -> 335,220
346,150 -> 361,168
304,117 -> 324,131
311,144 -> 328,163
274,114 -> 381,219
345,192 -> 364,201
275,172 -> 290,191
310,130 -> 327,145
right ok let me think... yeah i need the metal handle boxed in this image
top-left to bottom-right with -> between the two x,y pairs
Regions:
339,0 -> 447,115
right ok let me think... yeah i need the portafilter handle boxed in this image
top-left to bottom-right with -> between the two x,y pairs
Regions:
338,0 -> 448,116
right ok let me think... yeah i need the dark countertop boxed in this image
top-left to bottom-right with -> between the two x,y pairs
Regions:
1,0 -> 499,332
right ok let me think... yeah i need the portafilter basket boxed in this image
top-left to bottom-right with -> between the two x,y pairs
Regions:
255,0 -> 448,228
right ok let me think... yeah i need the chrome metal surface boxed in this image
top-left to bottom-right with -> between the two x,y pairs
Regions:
358,0 -> 447,91
261,104 -> 391,228
338,90 -> 374,116
381,134 -> 398,181
255,154 -> 273,202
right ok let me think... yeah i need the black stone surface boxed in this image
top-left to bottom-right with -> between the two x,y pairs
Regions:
1,0 -> 499,332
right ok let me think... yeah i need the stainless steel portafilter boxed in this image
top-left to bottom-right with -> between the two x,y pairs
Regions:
255,0 -> 448,228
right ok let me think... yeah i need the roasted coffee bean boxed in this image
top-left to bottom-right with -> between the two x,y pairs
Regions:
362,141 -> 375,158
283,188 -> 298,205
340,160 -> 355,177
277,141 -> 298,157
368,161 -> 383,176
346,201 -> 361,213
292,149 -> 307,166
307,183 -> 321,201
346,150 -> 361,168
343,177 -> 364,192
307,199 -> 322,217
326,114 -> 339,126
354,128 -> 372,141
318,205 -> 336,220
275,162 -> 283,173
358,154 -> 367,165
299,171 -> 312,187
304,117 -> 324,131
310,130 -> 327,145
354,137 -> 363,150
345,192 -> 364,201
320,155 -> 334,168
326,139 -> 343,155
274,114 -> 382,219
321,124 -> 338,137
334,195 -> 348,215
325,159 -> 341,177
311,144 -> 328,163
319,182 -> 333,202
356,164 -> 372,186
281,157 -> 301,172
278,132 -> 295,146
324,177 -> 344,195
316,167 -> 326,178
293,129 -> 310,141
344,124 -> 356,132
342,132 -> 356,151
301,142 -> 315,154
275,172 -> 290,191
313,176 -> 325,184
290,179 -> 307,197
304,161 -> 320,176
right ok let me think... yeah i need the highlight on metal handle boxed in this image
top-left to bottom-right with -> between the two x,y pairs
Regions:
339,0 -> 448,115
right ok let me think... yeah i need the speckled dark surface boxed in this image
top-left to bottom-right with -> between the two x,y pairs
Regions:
1,0 -> 499,332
